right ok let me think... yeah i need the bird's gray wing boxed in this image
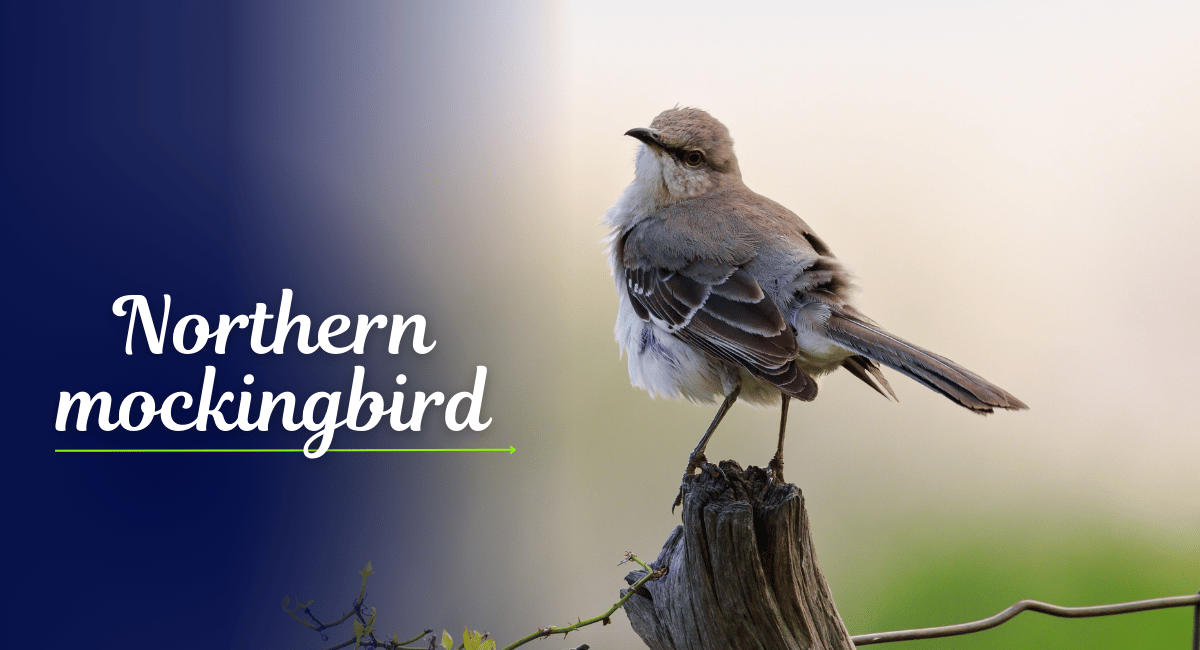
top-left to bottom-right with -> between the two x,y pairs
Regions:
623,260 -> 817,401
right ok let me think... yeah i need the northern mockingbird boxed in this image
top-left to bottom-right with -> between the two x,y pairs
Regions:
605,107 -> 1026,501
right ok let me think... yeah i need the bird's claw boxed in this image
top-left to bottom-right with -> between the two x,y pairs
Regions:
673,461 -> 728,512
767,455 -> 785,484
672,451 -> 709,512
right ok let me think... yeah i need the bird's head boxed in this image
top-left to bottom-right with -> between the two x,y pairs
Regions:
625,107 -> 741,204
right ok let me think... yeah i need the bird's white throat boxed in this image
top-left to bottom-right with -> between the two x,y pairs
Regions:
605,145 -> 717,233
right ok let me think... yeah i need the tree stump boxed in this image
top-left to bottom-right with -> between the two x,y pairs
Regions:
621,461 -> 855,650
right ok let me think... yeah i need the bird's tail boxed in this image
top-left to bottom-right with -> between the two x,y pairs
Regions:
823,311 -> 1027,413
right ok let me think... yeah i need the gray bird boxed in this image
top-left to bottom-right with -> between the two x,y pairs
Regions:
605,107 -> 1026,499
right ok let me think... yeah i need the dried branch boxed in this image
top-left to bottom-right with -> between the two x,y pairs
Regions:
287,554 -> 665,650
852,592 -> 1200,645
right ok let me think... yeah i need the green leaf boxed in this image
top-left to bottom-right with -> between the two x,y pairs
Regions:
441,629 -> 453,649
281,596 -> 290,608
360,561 -> 374,580
353,619 -> 365,650
463,628 -> 490,650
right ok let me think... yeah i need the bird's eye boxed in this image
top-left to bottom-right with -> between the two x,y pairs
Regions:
683,150 -> 704,167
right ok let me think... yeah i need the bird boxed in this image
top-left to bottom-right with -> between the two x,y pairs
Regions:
603,107 -> 1026,503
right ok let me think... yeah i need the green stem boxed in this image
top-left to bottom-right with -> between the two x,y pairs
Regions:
498,553 -> 659,650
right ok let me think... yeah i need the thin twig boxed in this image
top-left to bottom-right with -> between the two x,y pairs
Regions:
498,553 -> 663,650
852,593 -> 1200,645
286,600 -> 359,632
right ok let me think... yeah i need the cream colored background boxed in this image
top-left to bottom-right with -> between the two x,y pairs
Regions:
251,1 -> 1199,645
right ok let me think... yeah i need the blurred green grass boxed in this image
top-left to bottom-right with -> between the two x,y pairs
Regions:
837,525 -> 1199,649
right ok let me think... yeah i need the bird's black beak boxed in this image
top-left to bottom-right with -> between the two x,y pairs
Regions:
625,127 -> 663,149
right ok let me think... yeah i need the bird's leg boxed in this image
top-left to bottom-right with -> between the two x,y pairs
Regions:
686,384 -> 741,474
674,385 -> 741,511
767,393 -> 790,483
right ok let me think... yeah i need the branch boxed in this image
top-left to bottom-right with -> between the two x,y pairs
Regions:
852,592 -> 1200,645
288,555 -> 665,650
285,561 -> 433,650
498,552 -> 664,650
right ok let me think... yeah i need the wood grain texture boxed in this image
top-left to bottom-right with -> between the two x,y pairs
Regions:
622,462 -> 855,649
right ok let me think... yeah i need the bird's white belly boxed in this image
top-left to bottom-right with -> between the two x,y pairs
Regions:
614,294 -> 788,406
615,296 -> 720,401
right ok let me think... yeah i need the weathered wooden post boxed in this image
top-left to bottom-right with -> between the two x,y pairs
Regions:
621,461 -> 856,649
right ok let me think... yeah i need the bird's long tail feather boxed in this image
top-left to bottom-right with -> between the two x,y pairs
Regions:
824,312 -> 1027,413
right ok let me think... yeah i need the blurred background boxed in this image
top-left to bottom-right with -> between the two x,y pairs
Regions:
8,1 -> 1197,648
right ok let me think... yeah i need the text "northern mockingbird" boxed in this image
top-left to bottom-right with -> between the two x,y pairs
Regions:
605,108 -> 1026,504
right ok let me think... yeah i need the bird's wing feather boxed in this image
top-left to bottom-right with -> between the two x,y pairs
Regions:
841,355 -> 896,400
624,260 -> 817,401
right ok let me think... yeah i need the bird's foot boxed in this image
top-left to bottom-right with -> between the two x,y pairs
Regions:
767,453 -> 785,485
672,454 -> 718,512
